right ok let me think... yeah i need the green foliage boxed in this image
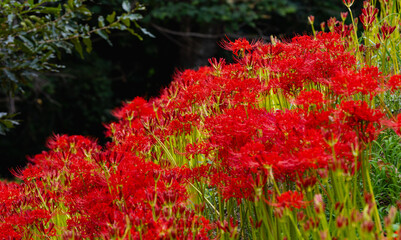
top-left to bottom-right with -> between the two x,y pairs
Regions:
0,112 -> 19,135
372,130 -> 401,220
0,0 -> 146,133
142,0 -> 296,31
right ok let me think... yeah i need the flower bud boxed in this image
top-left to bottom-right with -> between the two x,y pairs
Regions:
341,12 -> 348,21
308,15 -> 315,25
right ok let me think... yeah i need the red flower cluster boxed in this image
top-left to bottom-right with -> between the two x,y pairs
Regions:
1,30 -> 397,238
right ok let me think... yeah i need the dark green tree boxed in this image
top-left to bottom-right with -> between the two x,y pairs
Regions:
0,0 -> 146,134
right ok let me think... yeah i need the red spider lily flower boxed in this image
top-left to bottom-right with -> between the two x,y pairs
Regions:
341,12 -> 348,21
0,223 -> 21,239
295,89 -> 325,109
217,218 -> 239,239
336,100 -> 383,143
46,134 -> 99,152
6,31 -> 401,239
320,22 -> 326,31
378,22 -> 396,41
382,114 -> 401,136
333,22 -> 354,38
269,190 -> 307,210
220,36 -> 255,57
343,0 -> 355,8
313,194 -> 325,214
327,17 -> 339,32
308,15 -> 315,25
338,100 -> 383,126
329,66 -> 383,98
387,74 -> 401,92
360,2 -> 378,30
112,96 -> 155,120
208,57 -> 226,74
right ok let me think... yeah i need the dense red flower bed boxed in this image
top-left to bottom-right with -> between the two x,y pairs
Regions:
2,32 -> 401,239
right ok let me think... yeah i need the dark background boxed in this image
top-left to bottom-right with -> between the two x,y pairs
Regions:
0,0 -> 351,179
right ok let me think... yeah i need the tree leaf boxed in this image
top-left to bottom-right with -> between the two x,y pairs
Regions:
3,69 -> 18,83
7,14 -> 14,25
71,38 -> 84,59
106,11 -> 116,24
96,30 -> 112,46
140,28 -> 155,38
82,37 -> 92,53
127,28 -> 143,40
121,17 -> 130,27
37,7 -> 61,15
125,13 -> 142,21
76,6 -> 92,17
0,112 -> 19,135
122,0 -> 131,12
98,16 -> 105,27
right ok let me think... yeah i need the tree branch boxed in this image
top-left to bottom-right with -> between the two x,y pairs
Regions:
151,24 -> 223,39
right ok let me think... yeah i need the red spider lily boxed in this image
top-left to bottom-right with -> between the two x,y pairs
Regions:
329,66 -> 383,98
328,100 -> 383,148
327,17 -> 339,32
382,114 -> 401,136
208,57 -> 226,74
360,1 -> 378,30
295,89 -> 325,109
112,96 -> 155,120
220,36 -> 256,57
337,100 -> 383,128
341,12 -> 348,21
333,22 -> 354,39
269,190 -> 308,210
2,27 -> 397,239
378,22 -> 396,41
216,217 -> 239,238
308,15 -> 315,25
320,22 -> 326,31
46,134 -> 100,153
343,0 -> 355,8
387,74 -> 401,92
0,223 -> 21,239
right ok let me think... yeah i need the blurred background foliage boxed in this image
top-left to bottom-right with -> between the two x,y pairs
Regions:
0,0 -> 344,178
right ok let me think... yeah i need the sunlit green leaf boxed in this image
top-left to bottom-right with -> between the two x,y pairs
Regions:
106,11 -> 116,24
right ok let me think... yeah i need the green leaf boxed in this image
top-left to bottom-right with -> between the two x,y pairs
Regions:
140,28 -> 155,38
0,112 -> 20,135
7,14 -> 14,25
37,7 -> 61,15
106,11 -> 116,24
98,16 -> 105,27
82,37 -> 92,53
121,17 -> 130,27
3,69 -> 18,83
127,28 -> 143,40
122,0 -> 131,12
71,38 -> 84,59
96,30 -> 112,46
125,13 -> 142,21
76,6 -> 92,17
67,0 -> 74,9
0,127 -> 5,136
